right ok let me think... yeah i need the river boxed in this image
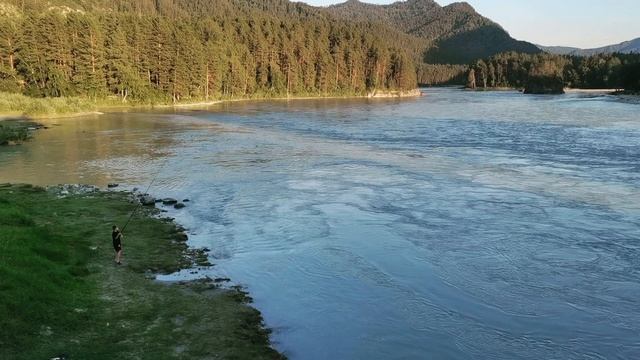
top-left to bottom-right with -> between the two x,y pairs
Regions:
1,88 -> 639,359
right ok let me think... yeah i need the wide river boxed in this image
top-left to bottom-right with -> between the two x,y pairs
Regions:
1,88 -> 640,359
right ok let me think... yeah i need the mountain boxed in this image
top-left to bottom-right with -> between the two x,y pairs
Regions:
326,0 -> 541,64
536,45 -> 581,55
540,37 -> 640,56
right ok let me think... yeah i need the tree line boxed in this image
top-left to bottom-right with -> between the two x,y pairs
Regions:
0,0 -> 417,103
1,0 -> 639,100
417,64 -> 468,86
466,52 -> 640,91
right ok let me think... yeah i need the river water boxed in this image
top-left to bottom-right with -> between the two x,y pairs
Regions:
1,88 -> 639,359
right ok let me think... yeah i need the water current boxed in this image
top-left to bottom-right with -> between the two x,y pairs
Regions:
1,88 -> 639,359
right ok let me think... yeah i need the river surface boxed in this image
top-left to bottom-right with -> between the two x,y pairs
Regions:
2,88 -> 640,359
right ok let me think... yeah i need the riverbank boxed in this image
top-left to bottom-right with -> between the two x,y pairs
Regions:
465,86 -> 517,92
0,92 -> 108,119
0,184 -> 284,359
367,89 -> 422,98
565,88 -> 621,93
0,90 -> 421,120
612,90 -> 640,96
465,86 -> 639,95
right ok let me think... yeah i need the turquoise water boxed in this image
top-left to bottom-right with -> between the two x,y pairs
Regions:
1,88 -> 639,359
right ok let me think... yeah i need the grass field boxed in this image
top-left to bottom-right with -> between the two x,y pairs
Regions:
0,92 -> 102,118
0,184 -> 283,360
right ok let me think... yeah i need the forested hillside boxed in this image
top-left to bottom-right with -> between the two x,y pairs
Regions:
0,0 -> 417,103
327,0 -> 541,65
1,0 -> 637,103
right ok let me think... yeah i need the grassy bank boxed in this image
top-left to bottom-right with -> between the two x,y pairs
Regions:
0,184 -> 283,360
0,89 -> 422,119
0,92 -> 103,118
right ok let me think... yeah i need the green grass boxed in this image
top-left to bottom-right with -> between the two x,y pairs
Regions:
0,92 -> 103,118
0,89 -> 380,119
0,184 -> 283,360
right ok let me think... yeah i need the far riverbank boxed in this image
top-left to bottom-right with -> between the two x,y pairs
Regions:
0,89 -> 422,120
463,86 -> 637,95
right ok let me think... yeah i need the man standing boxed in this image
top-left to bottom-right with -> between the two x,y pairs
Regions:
112,225 -> 123,265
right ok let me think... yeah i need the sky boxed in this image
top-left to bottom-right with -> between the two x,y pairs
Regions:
301,0 -> 640,48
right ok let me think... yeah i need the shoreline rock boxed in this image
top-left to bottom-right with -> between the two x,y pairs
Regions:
139,195 -> 156,206
162,198 -> 178,205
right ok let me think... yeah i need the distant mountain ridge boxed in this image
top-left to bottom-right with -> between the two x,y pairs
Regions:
539,37 -> 640,56
326,0 -> 541,64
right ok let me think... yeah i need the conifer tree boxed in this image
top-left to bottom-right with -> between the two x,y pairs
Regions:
104,18 -> 138,101
69,14 -> 105,98
0,16 -> 21,92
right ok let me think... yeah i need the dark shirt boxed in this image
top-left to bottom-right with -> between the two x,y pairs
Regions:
112,230 -> 122,244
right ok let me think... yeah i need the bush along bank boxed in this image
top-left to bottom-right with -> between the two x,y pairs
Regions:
0,183 -> 284,360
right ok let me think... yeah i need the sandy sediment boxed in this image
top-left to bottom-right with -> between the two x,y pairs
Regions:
564,88 -> 620,93
367,89 -> 422,98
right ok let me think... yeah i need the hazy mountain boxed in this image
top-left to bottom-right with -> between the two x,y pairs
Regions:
326,0 -> 541,64
540,38 -> 640,56
537,45 -> 581,55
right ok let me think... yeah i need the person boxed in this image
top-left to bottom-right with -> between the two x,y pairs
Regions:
112,225 -> 123,265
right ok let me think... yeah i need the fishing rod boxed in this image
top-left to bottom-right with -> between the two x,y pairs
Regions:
121,156 -> 170,233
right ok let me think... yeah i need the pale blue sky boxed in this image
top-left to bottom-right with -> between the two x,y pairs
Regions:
301,0 -> 640,48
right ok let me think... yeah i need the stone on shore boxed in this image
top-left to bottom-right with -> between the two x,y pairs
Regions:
48,184 -> 99,197
174,202 -> 186,209
107,183 -> 119,188
174,232 -> 188,242
140,195 -> 156,206
162,198 -> 178,205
